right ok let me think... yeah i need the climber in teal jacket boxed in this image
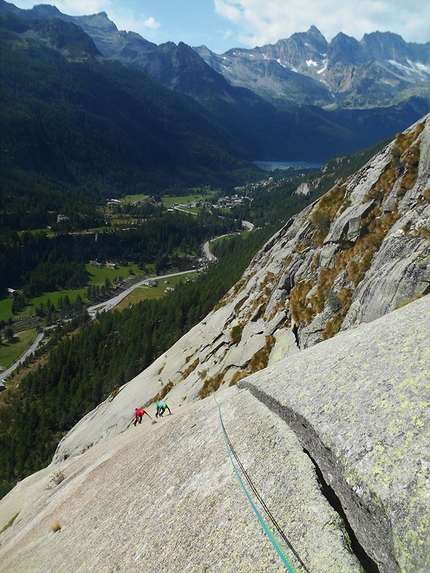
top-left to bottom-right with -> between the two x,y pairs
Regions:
155,401 -> 171,418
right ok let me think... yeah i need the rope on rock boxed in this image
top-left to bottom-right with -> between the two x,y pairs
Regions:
214,393 -> 310,573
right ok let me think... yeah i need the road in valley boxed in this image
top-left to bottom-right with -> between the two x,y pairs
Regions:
202,240 -> 218,263
86,269 -> 198,319
1,269 -> 198,383
1,331 -> 45,382
1,227 -> 249,383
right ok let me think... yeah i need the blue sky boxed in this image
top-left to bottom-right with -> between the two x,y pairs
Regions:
10,0 -> 430,54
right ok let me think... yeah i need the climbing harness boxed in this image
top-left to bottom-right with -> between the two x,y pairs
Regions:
214,393 -> 310,573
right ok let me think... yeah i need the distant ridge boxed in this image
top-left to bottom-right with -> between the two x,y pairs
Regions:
195,26 -> 430,109
1,0 -> 429,161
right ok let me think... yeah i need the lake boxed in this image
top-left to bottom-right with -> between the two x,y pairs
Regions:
254,160 -> 323,172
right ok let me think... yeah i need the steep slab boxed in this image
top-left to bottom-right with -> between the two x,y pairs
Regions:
0,388 -> 363,573
51,115 -> 430,466
241,294 -> 430,573
0,295 -> 428,573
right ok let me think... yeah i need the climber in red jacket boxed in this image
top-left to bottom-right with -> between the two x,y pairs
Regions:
133,407 -> 152,426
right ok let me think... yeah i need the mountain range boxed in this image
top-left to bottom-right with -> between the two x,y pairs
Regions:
0,10 -> 266,209
5,2 -> 429,111
1,0 -> 430,163
0,112 -> 428,573
195,25 -> 430,109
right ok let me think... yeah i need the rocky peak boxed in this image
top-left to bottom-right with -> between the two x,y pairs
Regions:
3,1 -> 429,110
327,32 -> 367,66
196,28 -> 430,108
21,3 -> 62,19
71,11 -> 155,59
0,11 -> 102,59
32,18 -> 102,58
361,31 -> 409,62
257,26 -> 328,72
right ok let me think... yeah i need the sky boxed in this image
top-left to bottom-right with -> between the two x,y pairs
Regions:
10,0 -> 430,54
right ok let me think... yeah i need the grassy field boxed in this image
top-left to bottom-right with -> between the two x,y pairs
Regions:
122,193 -> 150,204
172,206 -> 199,215
0,329 -> 38,371
99,192 -> 218,227
0,299 -> 14,323
0,289 -> 88,322
86,263 -> 142,285
115,272 -> 197,310
0,263 -> 146,323
162,195 -> 196,207
0,267 -> 197,359
161,193 -> 215,207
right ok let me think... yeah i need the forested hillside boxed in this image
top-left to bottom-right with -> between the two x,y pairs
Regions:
0,229 -> 272,497
0,137 -> 390,499
0,208 -> 240,293
2,7 -> 426,231
0,13 -> 262,232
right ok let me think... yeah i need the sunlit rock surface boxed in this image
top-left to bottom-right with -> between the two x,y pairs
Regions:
51,114 -> 430,464
0,295 -> 428,573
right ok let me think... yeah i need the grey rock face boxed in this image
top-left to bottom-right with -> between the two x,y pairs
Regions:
0,288 -> 428,573
0,387 -> 366,573
240,293 -> 430,573
47,115 -> 429,464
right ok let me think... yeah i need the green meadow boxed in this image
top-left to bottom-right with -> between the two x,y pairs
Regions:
86,263 -> 142,285
116,272 -> 197,310
122,193 -> 150,204
0,263 -> 144,323
0,265 -> 199,377
161,193 -> 215,207
0,329 -> 38,371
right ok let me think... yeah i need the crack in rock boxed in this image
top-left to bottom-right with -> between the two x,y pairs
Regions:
238,382 -> 401,573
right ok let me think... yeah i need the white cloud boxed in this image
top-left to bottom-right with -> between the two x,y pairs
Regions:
12,0 -> 160,38
11,0 -> 110,13
101,7 -> 160,35
214,0 -> 243,22
49,0 -> 109,16
56,2 -> 160,35
143,16 -> 160,30
222,28 -> 234,42
214,0 -> 430,47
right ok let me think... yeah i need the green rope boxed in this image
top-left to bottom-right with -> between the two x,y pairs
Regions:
214,394 -> 302,573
